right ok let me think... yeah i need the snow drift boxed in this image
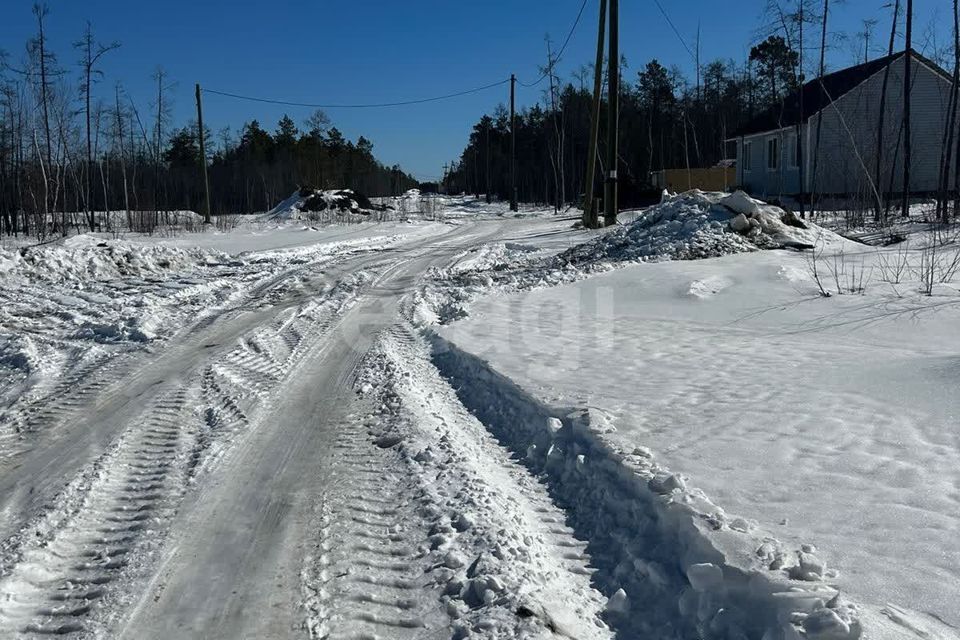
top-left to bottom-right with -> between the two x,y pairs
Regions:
0,234 -> 231,283
562,190 -> 837,265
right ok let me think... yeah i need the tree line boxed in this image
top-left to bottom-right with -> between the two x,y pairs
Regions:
444,0 -> 955,221
0,3 -> 418,239
444,37 -> 800,210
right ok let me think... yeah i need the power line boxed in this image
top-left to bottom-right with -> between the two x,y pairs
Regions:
205,0 -> 588,107
651,0 -> 697,63
518,0 -> 590,87
203,78 -> 510,109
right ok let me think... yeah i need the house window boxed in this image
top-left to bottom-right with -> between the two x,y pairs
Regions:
786,136 -> 800,169
743,142 -> 753,172
788,135 -> 801,169
767,137 -> 779,171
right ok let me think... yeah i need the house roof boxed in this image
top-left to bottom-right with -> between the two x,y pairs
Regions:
730,49 -> 950,138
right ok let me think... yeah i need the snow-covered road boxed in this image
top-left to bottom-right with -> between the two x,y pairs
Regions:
113,224 -> 513,638
0,217 -> 615,639
2,195 -> 957,640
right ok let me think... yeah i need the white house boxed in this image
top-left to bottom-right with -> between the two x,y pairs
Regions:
729,49 -> 956,201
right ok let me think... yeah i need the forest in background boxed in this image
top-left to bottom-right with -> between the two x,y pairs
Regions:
5,1 -> 958,239
0,4 -> 418,238
444,0 -> 959,219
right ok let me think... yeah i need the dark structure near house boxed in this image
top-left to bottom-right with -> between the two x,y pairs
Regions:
728,49 -> 955,201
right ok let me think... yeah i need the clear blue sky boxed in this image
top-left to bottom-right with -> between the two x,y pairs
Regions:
0,0 -> 949,181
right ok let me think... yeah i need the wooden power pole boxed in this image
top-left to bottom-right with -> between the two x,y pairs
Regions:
582,0 -> 607,228
510,74 -> 518,211
604,0 -> 620,226
195,83 -> 212,225
901,0 -> 913,218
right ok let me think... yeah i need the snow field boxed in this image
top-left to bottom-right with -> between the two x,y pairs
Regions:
2,189 -> 956,639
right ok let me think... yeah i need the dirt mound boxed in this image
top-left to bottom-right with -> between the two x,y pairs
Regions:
265,188 -> 378,220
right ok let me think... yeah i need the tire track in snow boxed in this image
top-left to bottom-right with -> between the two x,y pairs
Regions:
337,324 -> 611,640
184,272 -> 378,480
0,236 -> 392,473
0,389 -> 194,637
0,352 -> 130,466
0,271 -> 379,637
301,415 -> 445,639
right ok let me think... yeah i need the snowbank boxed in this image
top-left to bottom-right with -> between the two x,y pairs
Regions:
354,330 -> 612,639
431,336 -> 862,640
415,190 -> 863,329
562,190 -> 839,265
0,235 -> 230,283
264,188 -> 377,220
415,191 -> 854,325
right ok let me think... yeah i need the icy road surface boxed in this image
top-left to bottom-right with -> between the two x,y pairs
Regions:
0,216 -> 612,640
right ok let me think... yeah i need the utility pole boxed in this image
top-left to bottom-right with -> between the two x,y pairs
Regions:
901,0 -> 913,218
582,0 -> 607,228
797,0 -> 805,218
195,83 -> 212,225
604,0 -> 619,226
510,74 -> 518,211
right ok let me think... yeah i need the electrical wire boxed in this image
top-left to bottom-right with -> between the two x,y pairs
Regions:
651,0 -> 697,63
203,78 -> 510,109
205,0 -> 589,105
517,0 -> 590,87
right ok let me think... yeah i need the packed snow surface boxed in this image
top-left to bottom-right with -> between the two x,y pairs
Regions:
0,221 -> 431,435
427,193 -> 960,638
2,192 -> 957,639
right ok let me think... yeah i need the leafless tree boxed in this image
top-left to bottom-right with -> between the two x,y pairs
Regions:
29,3 -> 57,229
114,84 -> 130,229
75,22 -> 119,231
857,19 -> 879,63
935,1 -> 959,222
543,37 -> 565,213
874,0 -> 901,223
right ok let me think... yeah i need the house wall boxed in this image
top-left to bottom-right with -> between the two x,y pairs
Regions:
735,126 -> 804,199
812,55 -> 954,197
732,56 -> 956,199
